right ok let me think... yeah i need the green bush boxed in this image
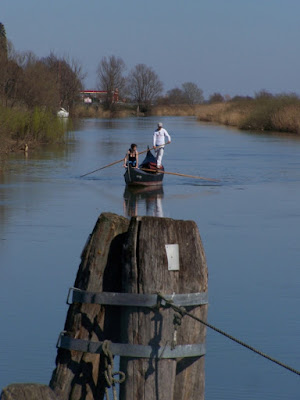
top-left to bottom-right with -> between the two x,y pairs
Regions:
0,106 -> 67,143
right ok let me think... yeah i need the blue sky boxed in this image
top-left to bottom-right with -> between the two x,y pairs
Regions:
1,0 -> 300,98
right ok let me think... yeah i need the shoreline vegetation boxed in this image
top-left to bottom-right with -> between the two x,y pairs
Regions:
2,94 -> 300,160
195,94 -> 300,134
0,106 -> 69,160
153,93 -> 300,134
2,21 -> 300,161
73,92 -> 300,134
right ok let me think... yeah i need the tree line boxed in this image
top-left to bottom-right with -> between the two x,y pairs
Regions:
0,22 -> 211,114
96,55 -> 205,111
0,23 -> 84,113
0,21 -> 237,117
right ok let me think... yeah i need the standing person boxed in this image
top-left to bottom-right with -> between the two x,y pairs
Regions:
123,143 -> 139,168
153,122 -> 171,168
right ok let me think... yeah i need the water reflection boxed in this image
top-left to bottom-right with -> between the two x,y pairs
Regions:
123,186 -> 164,217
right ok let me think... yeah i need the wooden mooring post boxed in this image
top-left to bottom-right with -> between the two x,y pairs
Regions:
51,212 -> 208,400
1,212 -> 208,400
119,216 -> 208,400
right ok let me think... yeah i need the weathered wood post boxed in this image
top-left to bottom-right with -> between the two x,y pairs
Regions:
50,212 -> 130,400
51,213 -> 208,400
119,216 -> 208,400
1,384 -> 57,400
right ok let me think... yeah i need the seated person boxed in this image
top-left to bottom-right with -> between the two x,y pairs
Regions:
123,143 -> 139,168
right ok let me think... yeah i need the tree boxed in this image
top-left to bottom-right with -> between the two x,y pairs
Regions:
19,59 -> 60,111
127,63 -> 163,110
96,55 -> 126,109
3,58 -> 23,107
255,90 -> 273,99
165,82 -> 204,105
181,82 -> 204,105
208,92 -> 225,104
0,22 -> 7,59
42,53 -> 84,110
1,44 -> 30,107
0,22 -> 8,104
166,87 -> 185,104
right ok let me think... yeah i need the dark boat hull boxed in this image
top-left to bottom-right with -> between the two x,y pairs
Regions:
124,165 -> 164,186
124,149 -> 164,186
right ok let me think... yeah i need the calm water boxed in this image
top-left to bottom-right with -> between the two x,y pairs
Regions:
0,117 -> 299,399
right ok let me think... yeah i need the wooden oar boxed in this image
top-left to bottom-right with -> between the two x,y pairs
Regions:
140,168 -> 219,182
80,143 -> 170,178
80,158 -> 124,177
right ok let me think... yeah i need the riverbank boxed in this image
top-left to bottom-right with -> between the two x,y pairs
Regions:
195,95 -> 300,134
0,107 -> 68,160
2,95 -> 300,161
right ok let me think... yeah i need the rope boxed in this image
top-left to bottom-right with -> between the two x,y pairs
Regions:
157,293 -> 300,377
102,340 -> 126,400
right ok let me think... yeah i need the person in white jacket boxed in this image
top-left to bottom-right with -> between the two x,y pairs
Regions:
153,122 -> 171,168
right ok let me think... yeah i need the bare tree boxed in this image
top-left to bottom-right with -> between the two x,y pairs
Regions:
0,22 -> 8,104
0,22 -> 7,60
181,82 -> 204,105
19,59 -> 60,111
42,53 -> 85,110
0,43 -> 28,107
166,87 -> 185,104
3,59 -> 23,107
208,92 -> 225,104
96,55 -> 126,109
127,63 -> 163,110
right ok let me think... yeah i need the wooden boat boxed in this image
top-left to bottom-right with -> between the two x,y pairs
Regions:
124,149 -> 164,186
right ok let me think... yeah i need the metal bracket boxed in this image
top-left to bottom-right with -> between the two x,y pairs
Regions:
56,332 -> 206,359
66,287 -> 208,307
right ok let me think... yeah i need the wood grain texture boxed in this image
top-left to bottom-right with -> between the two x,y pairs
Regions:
1,384 -> 58,400
120,216 -> 208,400
50,213 -> 130,400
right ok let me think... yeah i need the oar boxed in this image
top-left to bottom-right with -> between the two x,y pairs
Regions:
80,157 -> 124,177
80,143 -> 170,178
140,168 -> 219,182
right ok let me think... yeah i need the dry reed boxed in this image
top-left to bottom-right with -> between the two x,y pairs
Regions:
196,96 -> 300,134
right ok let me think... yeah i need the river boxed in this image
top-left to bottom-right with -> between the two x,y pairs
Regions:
0,116 -> 299,399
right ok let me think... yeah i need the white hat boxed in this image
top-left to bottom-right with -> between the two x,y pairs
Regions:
158,122 -> 163,127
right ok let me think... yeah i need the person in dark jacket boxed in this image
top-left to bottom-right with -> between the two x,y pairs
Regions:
123,143 -> 139,168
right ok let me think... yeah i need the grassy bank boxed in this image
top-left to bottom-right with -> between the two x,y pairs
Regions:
0,106 -> 68,158
196,95 -> 300,134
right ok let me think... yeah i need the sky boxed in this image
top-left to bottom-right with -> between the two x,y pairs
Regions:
1,0 -> 300,99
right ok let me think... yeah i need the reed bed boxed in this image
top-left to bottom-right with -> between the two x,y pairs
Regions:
72,105 -> 112,119
196,95 -> 300,134
151,104 -> 200,116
